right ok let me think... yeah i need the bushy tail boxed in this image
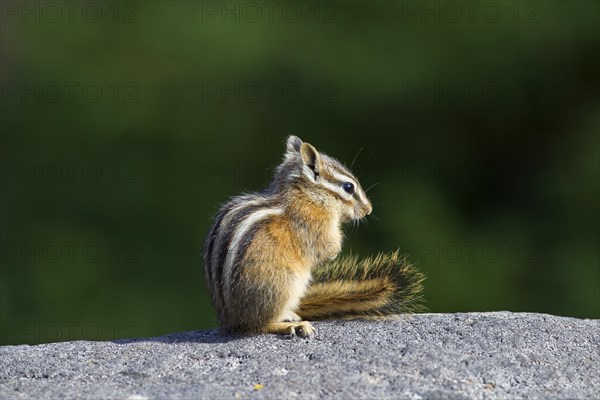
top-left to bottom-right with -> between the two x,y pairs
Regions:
296,250 -> 425,320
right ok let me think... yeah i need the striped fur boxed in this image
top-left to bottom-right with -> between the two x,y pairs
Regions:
203,136 -> 423,336
203,193 -> 277,325
297,250 -> 426,320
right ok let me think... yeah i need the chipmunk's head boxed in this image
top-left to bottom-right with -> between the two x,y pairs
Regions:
274,135 -> 372,222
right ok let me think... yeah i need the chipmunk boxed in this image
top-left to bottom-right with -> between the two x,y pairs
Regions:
203,135 -> 424,338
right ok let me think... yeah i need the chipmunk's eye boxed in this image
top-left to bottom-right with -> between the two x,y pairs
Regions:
342,182 -> 355,195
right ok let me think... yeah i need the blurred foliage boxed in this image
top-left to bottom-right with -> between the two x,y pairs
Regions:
1,1 -> 598,345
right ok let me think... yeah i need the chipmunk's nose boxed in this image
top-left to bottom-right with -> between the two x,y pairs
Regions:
365,203 -> 373,215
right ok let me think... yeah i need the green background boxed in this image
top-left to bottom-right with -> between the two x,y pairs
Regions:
1,1 -> 598,345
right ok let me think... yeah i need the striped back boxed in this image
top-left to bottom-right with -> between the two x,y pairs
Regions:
203,194 -> 281,319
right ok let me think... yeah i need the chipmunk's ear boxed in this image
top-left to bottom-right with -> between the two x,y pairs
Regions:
300,142 -> 322,178
286,135 -> 303,153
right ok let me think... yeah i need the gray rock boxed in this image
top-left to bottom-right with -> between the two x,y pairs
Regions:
1,312 -> 598,399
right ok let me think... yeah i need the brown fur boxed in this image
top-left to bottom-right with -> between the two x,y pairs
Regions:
297,278 -> 395,320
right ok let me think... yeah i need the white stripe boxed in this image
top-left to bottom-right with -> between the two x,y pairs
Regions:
330,170 -> 369,204
222,207 -> 284,301
302,165 -> 315,180
208,197 -> 266,298
321,180 -> 346,198
331,171 -> 355,184
304,162 -> 369,205
355,185 -> 368,204
320,172 -> 357,200
210,198 -> 265,266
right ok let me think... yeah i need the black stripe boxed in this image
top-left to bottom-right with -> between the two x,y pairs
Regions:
203,205 -> 230,287
208,196 -> 262,267
330,162 -> 347,177
228,218 -> 270,293
212,198 -> 277,310
203,205 -> 237,316
329,159 -> 353,180
327,187 -> 354,205
204,208 -> 228,267
204,195 -> 261,309
214,199 -> 275,277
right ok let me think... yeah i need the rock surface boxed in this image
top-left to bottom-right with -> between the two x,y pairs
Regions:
0,312 -> 598,399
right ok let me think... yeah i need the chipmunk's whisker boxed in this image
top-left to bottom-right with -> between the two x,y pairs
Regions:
351,146 -> 364,170
365,183 -> 379,193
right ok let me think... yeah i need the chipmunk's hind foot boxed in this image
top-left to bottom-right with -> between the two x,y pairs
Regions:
264,321 -> 315,338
